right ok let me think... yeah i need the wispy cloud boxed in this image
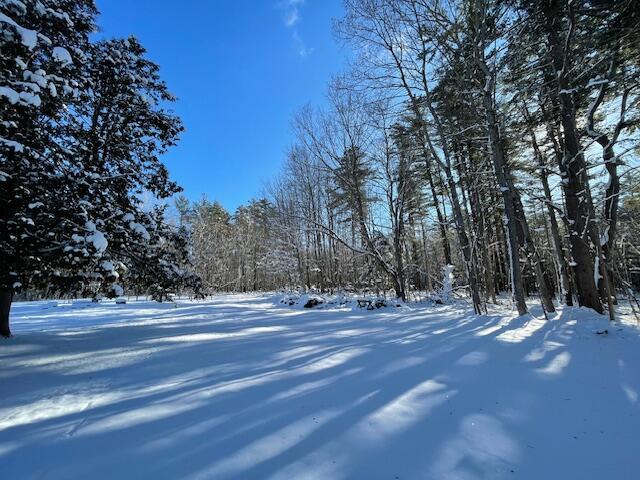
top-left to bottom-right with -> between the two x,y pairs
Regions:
292,30 -> 314,57
280,0 -> 313,57
284,7 -> 300,27
282,0 -> 304,26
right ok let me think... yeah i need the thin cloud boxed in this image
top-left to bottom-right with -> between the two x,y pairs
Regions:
282,0 -> 304,26
284,8 -> 299,27
293,30 -> 314,57
279,0 -> 313,57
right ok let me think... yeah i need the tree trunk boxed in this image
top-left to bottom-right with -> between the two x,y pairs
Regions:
461,142 -> 495,306
522,103 -> 573,306
480,75 -> 528,316
0,289 -> 12,338
421,222 -> 433,291
480,183 -> 497,304
393,225 -> 406,301
425,157 -> 452,265
601,140 -> 620,304
393,276 -> 406,302
586,78 -> 623,309
543,0 -> 603,313
513,195 -> 556,313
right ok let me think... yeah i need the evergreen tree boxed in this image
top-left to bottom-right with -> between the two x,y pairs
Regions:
0,4 -> 197,336
0,0 -> 97,337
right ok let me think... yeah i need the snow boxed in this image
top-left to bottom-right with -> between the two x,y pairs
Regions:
0,12 -> 37,49
52,46 -> 72,66
0,86 -> 20,104
84,221 -> 108,254
100,261 -> 118,279
1,0 -> 28,15
594,256 -> 602,287
600,227 -> 610,247
440,264 -> 455,302
44,7 -> 73,27
0,136 -> 24,152
1,294 -> 639,480
88,230 -> 108,254
18,89 -> 41,107
23,69 -> 47,88
129,221 -> 151,241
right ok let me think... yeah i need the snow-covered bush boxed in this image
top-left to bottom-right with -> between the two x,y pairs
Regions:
439,264 -> 455,303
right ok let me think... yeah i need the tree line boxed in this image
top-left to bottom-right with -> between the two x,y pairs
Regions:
2,0 -> 639,338
183,0 -> 640,319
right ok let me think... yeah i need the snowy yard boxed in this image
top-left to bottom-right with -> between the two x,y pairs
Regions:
1,295 -> 640,480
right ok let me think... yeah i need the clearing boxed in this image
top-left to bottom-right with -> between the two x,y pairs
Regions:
1,294 -> 639,479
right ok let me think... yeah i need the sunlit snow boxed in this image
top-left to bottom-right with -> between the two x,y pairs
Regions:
1,295 -> 639,479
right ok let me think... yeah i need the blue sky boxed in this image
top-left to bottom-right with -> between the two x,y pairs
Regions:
95,0 -> 346,211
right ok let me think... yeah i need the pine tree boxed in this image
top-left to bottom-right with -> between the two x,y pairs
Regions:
0,0 -> 97,337
0,5 -> 196,336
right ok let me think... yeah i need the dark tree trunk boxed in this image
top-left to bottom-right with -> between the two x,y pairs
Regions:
543,0 -> 604,313
600,137 -> 620,306
480,73 -> 528,316
523,102 -> 574,306
585,62 -> 624,310
393,226 -> 406,302
420,222 -> 433,291
461,142 -> 495,305
1,289 -> 13,338
393,276 -> 406,302
513,195 -> 556,313
425,158 -> 452,265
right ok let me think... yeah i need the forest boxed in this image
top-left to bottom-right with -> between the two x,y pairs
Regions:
176,0 -> 640,319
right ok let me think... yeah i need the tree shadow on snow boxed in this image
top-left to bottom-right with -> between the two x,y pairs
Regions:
1,296 -> 639,479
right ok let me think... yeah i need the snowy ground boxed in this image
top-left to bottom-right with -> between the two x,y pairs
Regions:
1,294 -> 640,480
